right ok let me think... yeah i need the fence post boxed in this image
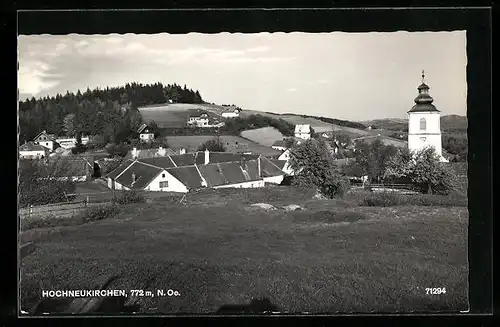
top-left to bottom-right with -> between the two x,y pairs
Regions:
29,204 -> 33,218
86,196 -> 89,207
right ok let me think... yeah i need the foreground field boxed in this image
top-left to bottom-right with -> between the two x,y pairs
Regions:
20,187 -> 468,314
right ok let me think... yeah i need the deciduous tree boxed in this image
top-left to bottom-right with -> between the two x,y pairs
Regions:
288,138 -> 350,198
384,147 -> 458,194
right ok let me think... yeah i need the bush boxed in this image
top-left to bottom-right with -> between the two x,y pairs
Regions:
81,204 -> 120,222
359,192 -> 468,207
106,143 -> 132,157
113,189 -> 145,204
198,137 -> 226,152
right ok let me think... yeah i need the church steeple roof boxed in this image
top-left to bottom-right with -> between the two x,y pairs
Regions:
408,70 -> 440,113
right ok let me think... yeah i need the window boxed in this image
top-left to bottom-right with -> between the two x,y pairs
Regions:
419,118 -> 426,131
162,173 -> 165,178
159,181 -> 168,188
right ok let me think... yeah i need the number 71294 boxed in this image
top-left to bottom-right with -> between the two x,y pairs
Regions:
426,287 -> 446,295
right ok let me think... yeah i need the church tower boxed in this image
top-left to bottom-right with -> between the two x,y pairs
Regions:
407,71 -> 448,162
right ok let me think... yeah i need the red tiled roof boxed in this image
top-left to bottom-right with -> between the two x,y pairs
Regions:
36,157 -> 92,178
106,159 -> 135,179
166,166 -> 204,189
170,153 -> 201,166
20,142 -> 46,152
124,148 -> 178,160
260,157 -> 286,177
196,164 -> 227,187
139,157 -> 176,169
267,159 -> 287,170
115,161 -> 163,190
198,160 -> 261,187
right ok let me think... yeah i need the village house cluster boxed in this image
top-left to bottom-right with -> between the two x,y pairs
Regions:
19,72 -> 450,193
105,149 -> 289,193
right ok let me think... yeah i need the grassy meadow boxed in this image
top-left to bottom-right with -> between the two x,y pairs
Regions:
240,127 -> 285,147
20,187 -> 469,314
138,103 -> 208,128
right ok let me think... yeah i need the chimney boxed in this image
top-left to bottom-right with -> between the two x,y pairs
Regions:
131,171 -> 136,183
258,156 -> 261,177
240,155 -> 246,168
179,148 -> 186,155
158,146 -> 166,156
204,148 -> 210,165
132,147 -> 138,159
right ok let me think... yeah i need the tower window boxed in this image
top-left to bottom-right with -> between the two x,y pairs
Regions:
419,118 -> 426,131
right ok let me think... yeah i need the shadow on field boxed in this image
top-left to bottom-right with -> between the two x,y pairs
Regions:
290,210 -> 368,224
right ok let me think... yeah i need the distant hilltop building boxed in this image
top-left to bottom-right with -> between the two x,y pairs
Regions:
221,107 -> 241,118
407,70 -> 448,162
294,124 -> 311,140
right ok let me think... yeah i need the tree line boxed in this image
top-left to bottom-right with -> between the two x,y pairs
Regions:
288,138 -> 459,199
282,113 -> 368,130
19,82 -> 204,144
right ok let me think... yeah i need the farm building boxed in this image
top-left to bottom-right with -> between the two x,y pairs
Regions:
19,142 -> 49,159
294,124 -> 311,140
55,136 -> 90,149
32,130 -> 58,151
138,123 -> 155,142
271,137 -> 304,151
221,108 -> 241,118
124,146 -> 182,160
29,156 -> 95,182
105,150 -> 288,192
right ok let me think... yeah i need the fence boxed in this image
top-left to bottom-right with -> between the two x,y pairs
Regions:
364,183 -> 419,194
19,199 -> 112,219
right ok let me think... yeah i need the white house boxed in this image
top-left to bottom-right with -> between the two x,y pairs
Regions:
187,113 -> 210,127
19,142 -> 48,159
278,148 -> 292,161
221,108 -> 241,118
55,136 -> 90,149
32,130 -> 57,151
105,150 -> 287,193
294,124 -> 311,140
407,71 -> 448,162
137,123 -> 155,142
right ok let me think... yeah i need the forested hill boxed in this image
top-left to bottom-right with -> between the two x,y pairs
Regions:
18,82 -> 204,143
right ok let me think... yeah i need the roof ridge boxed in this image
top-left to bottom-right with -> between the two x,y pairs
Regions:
135,160 -> 163,170
193,164 -> 207,187
113,159 -> 136,180
167,155 -> 177,167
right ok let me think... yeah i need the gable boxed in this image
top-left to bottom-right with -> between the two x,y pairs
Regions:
115,161 -> 163,190
165,166 -> 204,189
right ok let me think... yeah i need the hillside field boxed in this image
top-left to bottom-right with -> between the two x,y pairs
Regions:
138,103 -> 241,128
20,187 -> 469,314
240,127 -> 285,147
164,135 -> 280,156
138,103 -> 201,128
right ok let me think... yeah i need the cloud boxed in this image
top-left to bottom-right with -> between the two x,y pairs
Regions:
247,46 -> 269,52
287,87 -> 297,92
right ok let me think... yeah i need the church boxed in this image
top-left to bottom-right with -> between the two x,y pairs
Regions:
407,71 -> 448,162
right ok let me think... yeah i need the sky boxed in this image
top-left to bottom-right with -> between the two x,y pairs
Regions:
18,31 -> 467,121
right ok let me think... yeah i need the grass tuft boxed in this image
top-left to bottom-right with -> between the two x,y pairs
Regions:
359,192 -> 467,207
